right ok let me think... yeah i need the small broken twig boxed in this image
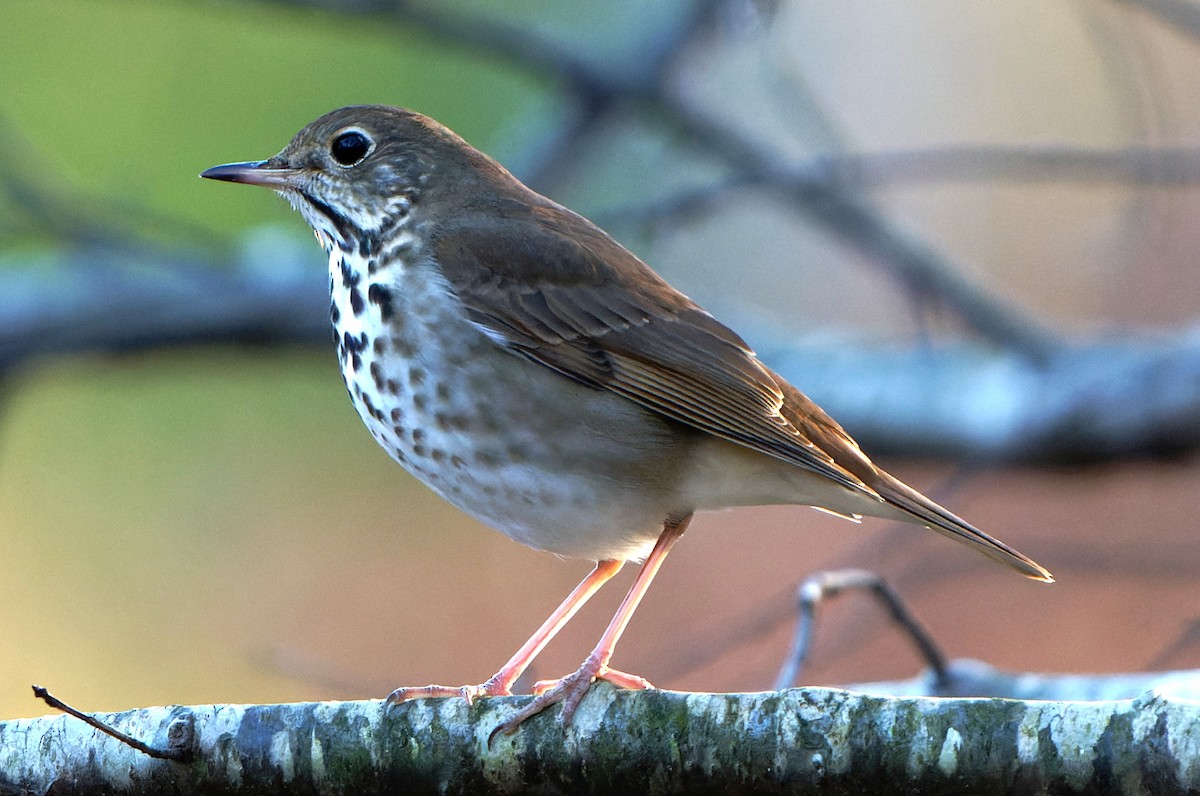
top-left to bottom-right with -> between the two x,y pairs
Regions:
774,569 -> 949,691
32,684 -> 193,762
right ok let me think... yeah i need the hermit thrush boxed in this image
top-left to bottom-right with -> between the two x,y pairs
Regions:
202,105 -> 1052,735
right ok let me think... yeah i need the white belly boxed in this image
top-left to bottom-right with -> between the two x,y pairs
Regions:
329,247 -> 683,561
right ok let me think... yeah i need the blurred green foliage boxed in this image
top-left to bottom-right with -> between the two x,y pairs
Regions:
0,0 -> 554,238
0,0 -> 574,717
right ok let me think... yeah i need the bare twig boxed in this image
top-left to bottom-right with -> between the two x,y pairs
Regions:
31,685 -> 192,762
773,569 -> 949,691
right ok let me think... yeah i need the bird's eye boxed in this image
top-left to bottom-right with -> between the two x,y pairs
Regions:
330,130 -> 372,167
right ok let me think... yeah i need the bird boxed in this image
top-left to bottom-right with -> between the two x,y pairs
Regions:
201,105 -> 1052,736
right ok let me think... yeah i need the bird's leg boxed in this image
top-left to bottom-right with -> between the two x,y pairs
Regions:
491,514 -> 692,738
386,558 -> 623,705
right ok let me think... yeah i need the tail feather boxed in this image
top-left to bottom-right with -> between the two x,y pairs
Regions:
773,378 -> 1052,582
873,472 -> 1054,582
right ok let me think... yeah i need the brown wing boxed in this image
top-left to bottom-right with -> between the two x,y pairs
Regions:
432,200 -> 878,499
432,199 -> 1052,582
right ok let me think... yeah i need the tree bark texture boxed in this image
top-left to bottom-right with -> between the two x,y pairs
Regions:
3,683 -> 1199,795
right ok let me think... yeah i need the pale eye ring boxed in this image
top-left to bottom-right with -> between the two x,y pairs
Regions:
330,129 -> 373,167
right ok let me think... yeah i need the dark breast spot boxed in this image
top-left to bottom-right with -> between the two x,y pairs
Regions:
343,331 -> 367,372
368,283 -> 394,321
441,414 -> 469,431
350,287 -> 365,316
339,257 -> 359,289
360,390 -> 384,421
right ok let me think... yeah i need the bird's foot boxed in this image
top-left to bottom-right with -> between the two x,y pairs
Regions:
385,674 -> 513,707
531,666 -> 651,695
489,656 -> 652,742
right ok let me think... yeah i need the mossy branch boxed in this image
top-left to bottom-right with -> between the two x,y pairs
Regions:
3,682 -> 1199,794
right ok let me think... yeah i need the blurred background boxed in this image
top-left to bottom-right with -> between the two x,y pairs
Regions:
1,0 -> 1198,720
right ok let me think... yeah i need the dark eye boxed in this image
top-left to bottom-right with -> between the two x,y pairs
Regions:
330,130 -> 372,166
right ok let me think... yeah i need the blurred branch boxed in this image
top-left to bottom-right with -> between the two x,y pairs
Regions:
767,330 -> 1200,461
19,2 -> 1200,365
5,684 -> 1200,793
391,0 -> 736,190
236,0 -> 1060,358
4,237 -> 1199,463
650,94 -> 1064,359
852,658 -> 1200,701
1119,0 -> 1200,40
0,113 -> 223,251
0,232 -> 328,372
3,4 -> 1196,462
837,144 -> 1200,186
597,143 -> 1200,231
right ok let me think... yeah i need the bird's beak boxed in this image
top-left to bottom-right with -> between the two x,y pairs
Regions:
200,160 -> 299,188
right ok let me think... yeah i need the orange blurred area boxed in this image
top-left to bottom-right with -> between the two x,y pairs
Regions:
0,352 -> 1195,719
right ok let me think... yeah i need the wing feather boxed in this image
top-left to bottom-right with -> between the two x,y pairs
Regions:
430,198 -> 1052,582
433,204 -> 873,496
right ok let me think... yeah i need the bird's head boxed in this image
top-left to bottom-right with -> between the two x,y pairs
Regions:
201,105 -> 490,252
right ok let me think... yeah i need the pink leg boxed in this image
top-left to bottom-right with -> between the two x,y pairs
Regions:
492,514 -> 692,738
386,559 -> 623,705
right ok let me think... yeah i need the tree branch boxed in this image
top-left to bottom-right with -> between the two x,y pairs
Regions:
3,681 -> 1198,794
764,331 -> 1200,461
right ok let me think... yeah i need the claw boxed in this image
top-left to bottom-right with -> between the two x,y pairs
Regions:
385,678 -> 512,707
490,658 -> 654,743
529,666 -> 651,696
